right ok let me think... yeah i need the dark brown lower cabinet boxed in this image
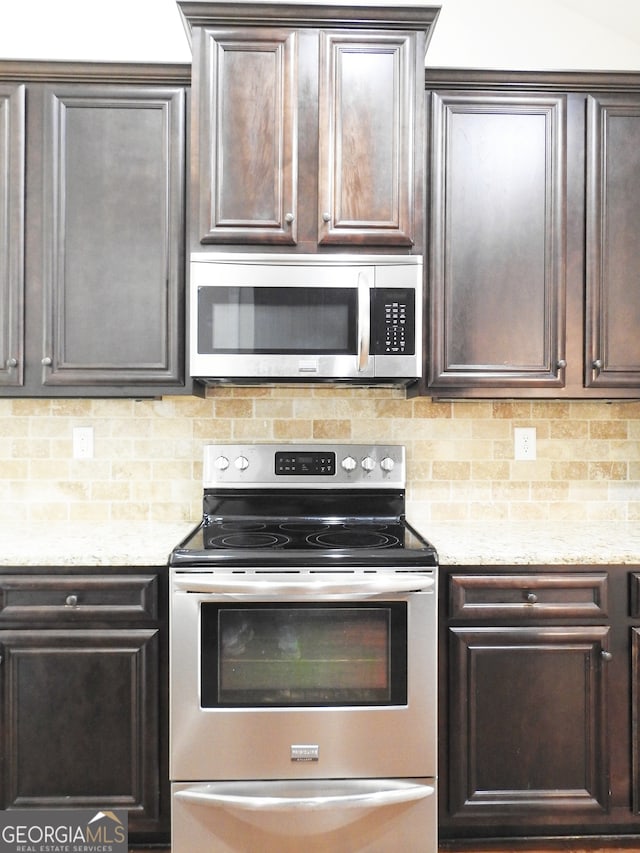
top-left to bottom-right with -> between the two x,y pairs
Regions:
0,567 -> 169,845
439,565 -> 640,848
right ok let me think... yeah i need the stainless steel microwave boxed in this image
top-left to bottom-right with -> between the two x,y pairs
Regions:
189,253 -> 423,384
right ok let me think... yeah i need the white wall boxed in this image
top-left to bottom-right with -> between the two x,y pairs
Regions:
1,0 -> 640,70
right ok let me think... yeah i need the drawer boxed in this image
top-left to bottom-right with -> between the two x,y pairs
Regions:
0,575 -> 158,622
449,572 -> 608,619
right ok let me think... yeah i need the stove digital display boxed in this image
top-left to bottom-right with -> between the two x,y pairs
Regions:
275,451 -> 336,476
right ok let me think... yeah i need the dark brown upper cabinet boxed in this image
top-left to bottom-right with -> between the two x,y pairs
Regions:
0,83 -> 25,389
0,62 -> 190,398
179,1 -> 439,253
427,90 -> 567,392
585,93 -> 640,390
317,30 -> 418,247
422,71 -> 640,399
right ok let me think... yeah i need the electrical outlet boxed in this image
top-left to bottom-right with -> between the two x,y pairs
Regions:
73,426 -> 94,459
514,427 -> 536,461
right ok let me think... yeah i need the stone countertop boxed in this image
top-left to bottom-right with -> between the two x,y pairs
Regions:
0,521 -> 197,567
423,520 -> 640,566
1,520 -> 639,568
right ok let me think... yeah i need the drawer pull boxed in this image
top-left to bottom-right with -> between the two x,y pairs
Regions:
601,650 -> 613,662
65,594 -> 78,607
526,592 -> 538,604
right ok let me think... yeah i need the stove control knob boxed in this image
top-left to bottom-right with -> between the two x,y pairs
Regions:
361,456 -> 376,472
235,455 -> 250,471
214,455 -> 229,471
341,455 -> 357,472
380,456 -> 395,472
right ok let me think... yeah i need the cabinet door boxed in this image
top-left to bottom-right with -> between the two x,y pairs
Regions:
428,93 -> 567,389
194,27 -> 297,245
586,93 -> 640,388
0,628 -> 160,831
318,31 -> 417,246
39,84 -> 185,388
631,626 -> 640,814
447,625 -> 610,822
0,83 -> 24,388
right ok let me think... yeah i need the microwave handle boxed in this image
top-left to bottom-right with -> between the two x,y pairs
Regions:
357,271 -> 371,372
175,780 -> 435,811
172,575 -> 434,597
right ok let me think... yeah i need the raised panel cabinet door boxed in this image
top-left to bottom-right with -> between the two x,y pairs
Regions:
447,625 -> 610,823
195,27 -> 297,245
40,84 -> 185,387
586,94 -> 640,388
0,628 -> 160,831
631,626 -> 640,813
0,83 -> 25,388
428,93 -> 567,389
318,30 -> 417,246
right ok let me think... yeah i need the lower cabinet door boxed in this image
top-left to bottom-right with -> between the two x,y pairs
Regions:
0,629 -> 159,831
447,625 -> 610,822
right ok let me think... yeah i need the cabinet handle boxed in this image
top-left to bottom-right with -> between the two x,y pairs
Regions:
526,592 -> 538,604
6,357 -> 18,368
322,212 -> 331,222
557,359 -> 567,369
593,359 -> 603,370
601,650 -> 613,662
285,212 -> 294,224
41,356 -> 53,366
65,594 -> 78,607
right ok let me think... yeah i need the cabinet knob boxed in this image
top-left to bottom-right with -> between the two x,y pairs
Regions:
601,649 -> 613,662
285,212 -> 294,224
526,592 -> 538,604
557,359 -> 567,369
322,212 -> 331,222
41,356 -> 53,366
65,594 -> 78,607
593,359 -> 603,370
6,357 -> 18,368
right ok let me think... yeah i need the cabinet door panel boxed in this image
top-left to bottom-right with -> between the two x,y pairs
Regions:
0,83 -> 24,388
318,31 -> 416,246
448,625 -> 610,819
41,85 -> 185,387
196,27 -> 297,245
429,93 -> 566,388
586,94 -> 640,387
0,629 -> 159,829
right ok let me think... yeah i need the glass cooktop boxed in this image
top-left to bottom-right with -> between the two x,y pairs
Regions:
202,520 -> 409,551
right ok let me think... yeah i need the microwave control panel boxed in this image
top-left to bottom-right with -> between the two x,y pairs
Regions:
371,289 -> 415,356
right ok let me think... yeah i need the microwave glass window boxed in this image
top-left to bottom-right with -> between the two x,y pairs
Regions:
198,287 -> 357,354
200,602 -> 408,708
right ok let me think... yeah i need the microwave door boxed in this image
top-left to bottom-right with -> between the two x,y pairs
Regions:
191,277 -> 375,380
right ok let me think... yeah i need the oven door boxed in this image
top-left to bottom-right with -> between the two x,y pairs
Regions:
170,571 -> 436,781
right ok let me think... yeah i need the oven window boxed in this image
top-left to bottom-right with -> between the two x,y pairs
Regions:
200,603 -> 407,707
197,287 -> 357,354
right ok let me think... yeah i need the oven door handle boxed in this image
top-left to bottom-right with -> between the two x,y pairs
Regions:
173,575 -> 434,597
174,780 -> 435,811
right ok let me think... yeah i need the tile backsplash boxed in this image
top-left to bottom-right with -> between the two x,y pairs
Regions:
1,388 -> 639,524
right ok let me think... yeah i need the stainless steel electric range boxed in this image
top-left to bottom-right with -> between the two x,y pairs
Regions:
169,443 -> 438,853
